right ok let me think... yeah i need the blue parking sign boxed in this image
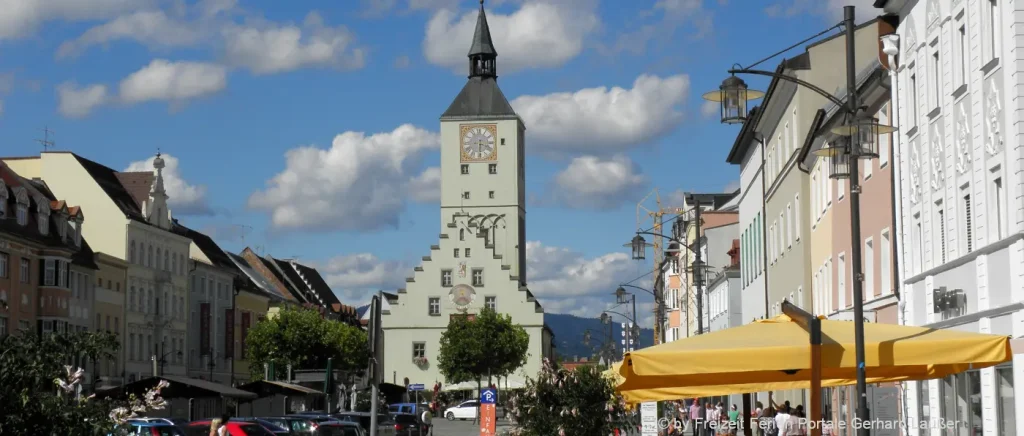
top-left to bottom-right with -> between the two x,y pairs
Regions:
480,388 -> 497,404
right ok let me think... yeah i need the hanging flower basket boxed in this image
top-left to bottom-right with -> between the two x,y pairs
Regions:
413,356 -> 429,366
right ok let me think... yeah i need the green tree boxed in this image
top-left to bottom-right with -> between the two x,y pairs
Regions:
245,306 -> 369,380
0,330 -> 169,435
506,360 -> 627,436
437,309 -> 530,392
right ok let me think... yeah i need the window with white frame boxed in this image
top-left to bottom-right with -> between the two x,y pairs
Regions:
956,17 -> 967,88
826,258 -> 833,314
795,195 -> 801,241
865,238 -> 875,298
485,296 -> 496,311
786,204 -> 793,248
985,0 -> 1000,64
881,229 -> 891,296
778,213 -> 784,255
863,151 -> 873,180
991,173 -> 1006,240
909,70 -> 918,127
961,190 -> 973,254
441,269 -> 452,287
930,44 -> 941,110
937,201 -> 947,264
412,342 -> 426,359
879,103 -> 890,167
838,253 -> 847,310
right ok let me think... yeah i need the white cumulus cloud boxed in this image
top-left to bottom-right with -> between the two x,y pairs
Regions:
550,155 -> 647,210
407,167 -> 441,203
56,82 -> 110,118
526,241 -> 642,299
510,74 -> 690,155
248,124 -> 441,232
119,59 -> 227,104
317,253 -> 410,305
57,59 -> 227,117
424,1 -> 598,74
0,0 -> 150,41
222,11 -> 365,75
55,9 -> 212,59
124,153 -> 212,215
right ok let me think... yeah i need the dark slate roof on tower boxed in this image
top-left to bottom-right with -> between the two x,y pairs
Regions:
468,0 -> 496,57
441,77 -> 518,120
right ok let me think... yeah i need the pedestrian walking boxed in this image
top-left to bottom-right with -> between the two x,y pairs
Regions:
690,399 -> 702,436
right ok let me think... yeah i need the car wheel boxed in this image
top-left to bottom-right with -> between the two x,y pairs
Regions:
446,412 -> 455,421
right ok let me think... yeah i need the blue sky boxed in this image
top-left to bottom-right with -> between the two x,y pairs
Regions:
0,0 -> 874,326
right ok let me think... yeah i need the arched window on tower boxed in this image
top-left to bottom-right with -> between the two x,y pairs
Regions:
460,229 -> 465,241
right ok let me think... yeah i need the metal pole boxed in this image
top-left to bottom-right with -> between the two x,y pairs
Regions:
632,294 -> 637,351
841,5 -> 870,435
694,201 -> 704,335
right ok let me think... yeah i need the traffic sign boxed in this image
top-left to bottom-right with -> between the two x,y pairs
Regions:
480,388 -> 497,404
408,384 -> 425,391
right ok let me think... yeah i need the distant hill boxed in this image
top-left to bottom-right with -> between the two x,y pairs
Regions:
543,313 -> 655,362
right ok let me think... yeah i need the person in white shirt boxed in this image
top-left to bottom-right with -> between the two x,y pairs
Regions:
774,405 -> 791,436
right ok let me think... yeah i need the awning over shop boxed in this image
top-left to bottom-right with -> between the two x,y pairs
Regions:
98,375 -> 258,401
236,380 -> 324,398
618,307 -> 1012,403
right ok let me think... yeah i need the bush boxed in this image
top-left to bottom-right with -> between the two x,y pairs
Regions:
505,359 -> 627,436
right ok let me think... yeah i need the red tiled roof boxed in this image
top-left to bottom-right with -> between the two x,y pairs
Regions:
115,171 -> 153,209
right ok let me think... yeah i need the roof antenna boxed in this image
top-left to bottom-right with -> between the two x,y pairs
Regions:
36,127 -> 56,152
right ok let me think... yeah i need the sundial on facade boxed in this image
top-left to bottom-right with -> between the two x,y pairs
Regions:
449,284 -> 476,310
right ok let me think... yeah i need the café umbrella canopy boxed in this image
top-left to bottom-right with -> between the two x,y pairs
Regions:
702,74 -> 765,124
616,313 -> 1011,402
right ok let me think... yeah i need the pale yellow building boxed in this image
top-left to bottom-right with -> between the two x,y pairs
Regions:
4,152 -> 192,381
93,252 -> 127,388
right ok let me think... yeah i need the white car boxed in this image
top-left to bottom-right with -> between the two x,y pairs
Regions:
444,400 -> 479,420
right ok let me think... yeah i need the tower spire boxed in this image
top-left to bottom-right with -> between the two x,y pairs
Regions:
468,0 -> 497,78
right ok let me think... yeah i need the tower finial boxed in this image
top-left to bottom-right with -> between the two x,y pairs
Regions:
467,0 -> 497,78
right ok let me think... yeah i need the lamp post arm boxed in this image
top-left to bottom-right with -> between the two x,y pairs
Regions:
636,231 -> 696,257
740,22 -> 844,70
727,68 -> 852,112
603,310 -> 634,323
619,284 -> 658,299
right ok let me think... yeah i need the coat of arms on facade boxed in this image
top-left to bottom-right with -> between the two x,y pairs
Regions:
955,103 -> 971,175
930,126 -> 944,192
910,141 -> 922,204
457,261 -> 467,278
986,85 -> 1003,156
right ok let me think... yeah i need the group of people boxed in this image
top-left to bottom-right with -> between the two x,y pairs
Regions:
666,399 -> 822,436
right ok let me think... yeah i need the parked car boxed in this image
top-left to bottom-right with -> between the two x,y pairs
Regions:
331,412 -> 395,436
229,417 -> 291,435
387,403 -> 429,415
389,413 -> 427,436
118,420 -> 186,436
311,420 -> 365,436
258,416 -> 321,435
133,417 -> 191,427
443,400 -> 479,420
184,420 -> 276,436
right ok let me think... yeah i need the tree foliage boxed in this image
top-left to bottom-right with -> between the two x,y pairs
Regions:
506,359 -> 627,436
437,308 -> 530,385
0,331 -> 169,435
245,306 -> 369,380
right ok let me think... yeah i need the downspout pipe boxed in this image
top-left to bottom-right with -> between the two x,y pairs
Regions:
880,34 -> 903,309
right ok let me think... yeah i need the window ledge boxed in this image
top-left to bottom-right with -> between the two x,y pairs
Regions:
926,107 -> 941,120
981,57 -> 1000,75
906,126 -> 919,139
951,84 -> 968,100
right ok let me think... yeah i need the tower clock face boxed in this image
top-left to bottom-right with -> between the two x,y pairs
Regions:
460,124 -> 497,162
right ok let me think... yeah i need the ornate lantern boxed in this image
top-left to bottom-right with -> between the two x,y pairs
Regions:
814,139 -> 851,179
702,75 -> 764,124
830,114 -> 897,159
630,234 -> 647,260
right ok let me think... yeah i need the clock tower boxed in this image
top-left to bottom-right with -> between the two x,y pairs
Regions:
439,0 -> 527,282
380,0 -> 552,391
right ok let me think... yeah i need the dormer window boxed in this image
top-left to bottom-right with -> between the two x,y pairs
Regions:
16,205 -> 27,226
37,208 -> 50,236
57,216 -> 67,241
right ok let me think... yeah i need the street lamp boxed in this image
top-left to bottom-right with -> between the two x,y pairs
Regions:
702,74 -> 765,124
702,6 -> 896,435
151,350 -> 183,376
630,234 -> 648,261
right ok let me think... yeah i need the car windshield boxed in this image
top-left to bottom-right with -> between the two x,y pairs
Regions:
154,427 -> 186,436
